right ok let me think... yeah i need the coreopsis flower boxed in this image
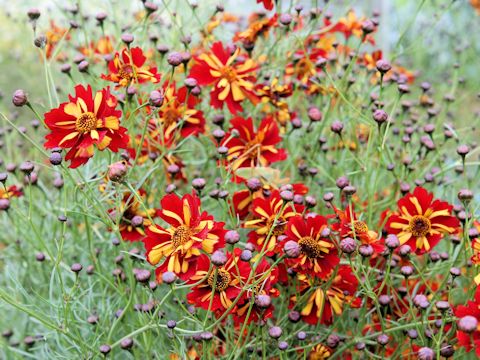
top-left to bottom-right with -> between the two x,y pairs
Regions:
244,190 -> 304,255
234,13 -> 278,46
256,77 -> 293,128
101,47 -> 160,87
79,36 -> 114,62
454,286 -> 480,356
326,10 -> 375,43
361,50 -> 383,71
307,344 -> 333,360
221,116 -> 287,174
472,237 -> 480,259
385,187 -> 459,255
283,215 -> 339,278
189,41 -> 259,114
45,21 -> 70,60
0,185 -> 23,199
332,205 -> 385,254
108,190 -> 156,242
154,82 -> 205,141
286,48 -> 327,84
233,259 -> 279,324
44,85 -> 130,168
257,0 -> 274,10
143,192 -> 226,280
294,265 -> 359,325
186,248 -> 250,312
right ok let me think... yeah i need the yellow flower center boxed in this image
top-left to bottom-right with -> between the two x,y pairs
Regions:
75,112 -> 97,133
298,236 -> 324,259
266,216 -> 286,236
118,64 -> 133,81
353,220 -> 368,234
208,269 -> 231,292
409,215 -> 431,237
309,345 -> 332,360
221,66 -> 237,82
244,140 -> 261,159
163,107 -> 180,128
172,225 -> 191,248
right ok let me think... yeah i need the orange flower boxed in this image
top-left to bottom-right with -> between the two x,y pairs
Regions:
471,0 -> 480,14
0,185 -> 23,199
79,36 -> 114,61
101,47 -> 160,88
45,21 -> 70,60
234,13 -> 277,45
244,190 -> 304,255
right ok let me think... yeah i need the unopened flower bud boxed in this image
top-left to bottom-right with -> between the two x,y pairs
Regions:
108,161 -> 128,182
12,90 -> 28,107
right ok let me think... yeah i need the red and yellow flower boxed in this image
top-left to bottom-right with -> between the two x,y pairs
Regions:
283,215 -> 339,278
256,77 -> 293,129
286,48 -> 327,84
189,41 -> 259,114
79,36 -> 114,62
234,13 -> 278,46
45,21 -> 70,60
233,259 -> 279,325
186,248 -> 250,313
108,190 -> 156,242
154,82 -> 206,141
307,344 -> 333,359
293,265 -> 359,325
221,116 -> 287,175
385,187 -> 459,255
0,185 -> 23,199
101,47 -> 160,87
332,205 -> 385,254
244,190 -> 304,255
143,192 -> 226,280
44,85 -> 130,168
326,10 -> 375,43
454,286 -> 480,356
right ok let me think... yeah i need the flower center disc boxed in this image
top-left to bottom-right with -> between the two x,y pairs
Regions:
118,64 -> 133,81
208,269 -> 231,292
409,215 -> 431,237
298,236 -> 324,258
244,140 -> 260,159
172,225 -> 191,248
221,66 -> 237,82
75,112 -> 97,133
353,220 -> 368,234
163,107 -> 180,128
